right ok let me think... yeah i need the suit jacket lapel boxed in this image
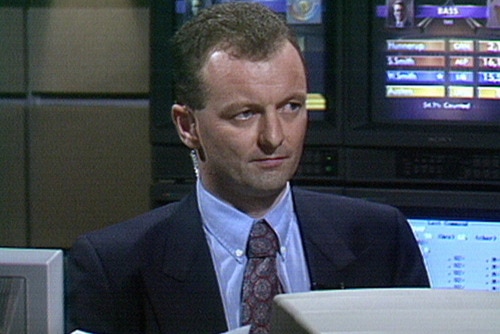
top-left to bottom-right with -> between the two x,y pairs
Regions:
139,192 -> 227,333
292,188 -> 357,290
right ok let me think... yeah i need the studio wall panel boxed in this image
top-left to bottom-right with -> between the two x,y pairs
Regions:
28,2 -> 149,94
0,7 -> 25,93
0,103 -> 28,246
28,103 -> 151,248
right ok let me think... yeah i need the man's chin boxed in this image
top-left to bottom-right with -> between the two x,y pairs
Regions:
246,178 -> 289,197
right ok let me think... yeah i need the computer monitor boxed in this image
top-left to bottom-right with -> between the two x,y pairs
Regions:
0,248 -> 64,334
408,217 -> 500,291
271,288 -> 500,333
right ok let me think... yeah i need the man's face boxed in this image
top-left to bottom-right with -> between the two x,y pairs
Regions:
191,0 -> 202,16
393,4 -> 404,21
192,42 -> 308,202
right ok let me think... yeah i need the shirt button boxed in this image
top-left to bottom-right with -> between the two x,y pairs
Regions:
280,246 -> 287,254
235,249 -> 244,257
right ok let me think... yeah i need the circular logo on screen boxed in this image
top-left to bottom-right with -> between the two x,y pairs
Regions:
289,0 -> 321,22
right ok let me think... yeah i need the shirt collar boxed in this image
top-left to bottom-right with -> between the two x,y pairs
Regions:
197,180 -> 293,262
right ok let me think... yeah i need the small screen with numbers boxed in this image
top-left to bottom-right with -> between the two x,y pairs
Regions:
409,217 -> 500,291
372,0 -> 500,123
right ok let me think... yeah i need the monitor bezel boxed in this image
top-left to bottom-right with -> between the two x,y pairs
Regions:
0,248 -> 64,334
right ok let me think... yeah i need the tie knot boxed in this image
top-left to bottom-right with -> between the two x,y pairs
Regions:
246,220 -> 279,258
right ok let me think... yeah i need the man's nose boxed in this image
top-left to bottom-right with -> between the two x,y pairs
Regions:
258,111 -> 285,153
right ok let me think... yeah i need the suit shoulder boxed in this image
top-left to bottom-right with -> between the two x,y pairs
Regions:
292,187 -> 399,216
291,187 -> 407,235
67,195 -> 196,282
72,195 -> 192,255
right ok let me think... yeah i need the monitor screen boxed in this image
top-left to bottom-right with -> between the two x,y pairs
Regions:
373,0 -> 500,124
408,217 -> 500,291
0,248 -> 64,334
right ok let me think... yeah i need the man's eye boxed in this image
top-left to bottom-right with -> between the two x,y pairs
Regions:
281,102 -> 303,113
234,111 -> 255,120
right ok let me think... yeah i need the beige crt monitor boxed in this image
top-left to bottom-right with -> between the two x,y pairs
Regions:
0,248 -> 64,334
270,288 -> 500,333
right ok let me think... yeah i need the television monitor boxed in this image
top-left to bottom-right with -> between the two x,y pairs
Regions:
150,0 -> 343,184
0,248 -> 64,334
342,0 -> 500,187
344,0 -> 500,148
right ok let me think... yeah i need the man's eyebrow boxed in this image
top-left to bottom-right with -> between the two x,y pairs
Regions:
281,92 -> 308,103
216,101 -> 258,116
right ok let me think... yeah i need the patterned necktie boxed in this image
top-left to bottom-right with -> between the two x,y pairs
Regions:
241,220 -> 282,334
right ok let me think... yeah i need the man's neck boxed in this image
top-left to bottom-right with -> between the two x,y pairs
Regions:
199,179 -> 289,218
233,187 -> 288,218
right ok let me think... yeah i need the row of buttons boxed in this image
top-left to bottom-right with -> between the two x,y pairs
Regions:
398,152 -> 500,181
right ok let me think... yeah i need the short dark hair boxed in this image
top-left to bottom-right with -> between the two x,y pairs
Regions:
393,0 -> 406,9
171,2 -> 304,109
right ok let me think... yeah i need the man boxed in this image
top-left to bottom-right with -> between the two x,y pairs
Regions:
67,3 -> 429,334
388,0 -> 412,28
487,0 -> 500,28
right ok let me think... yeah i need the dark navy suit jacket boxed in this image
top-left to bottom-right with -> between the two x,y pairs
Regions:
67,187 -> 429,333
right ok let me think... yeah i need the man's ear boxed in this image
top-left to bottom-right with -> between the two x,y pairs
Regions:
171,104 -> 200,149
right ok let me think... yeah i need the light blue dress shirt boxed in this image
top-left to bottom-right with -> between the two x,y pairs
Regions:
196,180 -> 311,330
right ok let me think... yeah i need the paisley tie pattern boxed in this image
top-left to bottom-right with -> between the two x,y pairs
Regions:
241,220 -> 282,334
